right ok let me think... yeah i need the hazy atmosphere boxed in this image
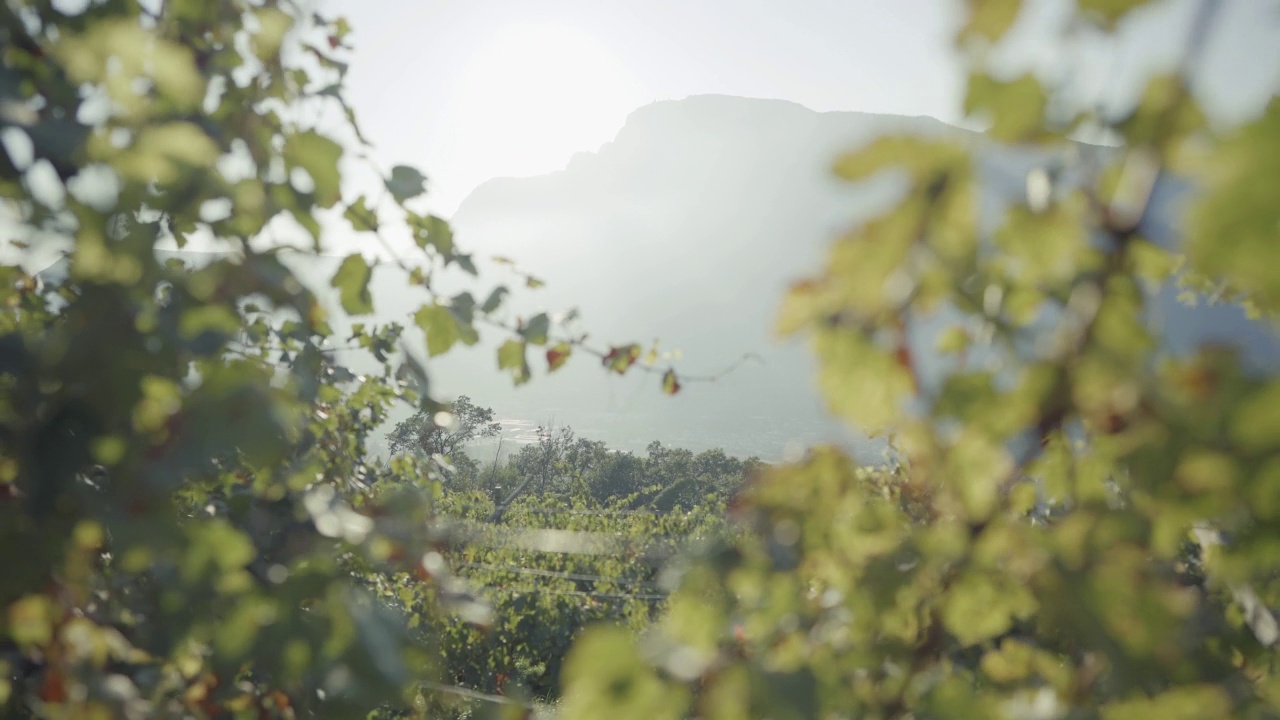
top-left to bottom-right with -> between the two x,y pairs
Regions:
4,0 -> 1280,717
307,0 -> 1280,461
324,0 -> 1278,214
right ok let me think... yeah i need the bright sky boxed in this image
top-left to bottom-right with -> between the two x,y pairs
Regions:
319,0 -> 965,215
318,0 -> 1280,218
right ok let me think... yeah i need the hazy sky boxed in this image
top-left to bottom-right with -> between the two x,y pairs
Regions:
319,0 -> 963,215
319,0 -> 1279,217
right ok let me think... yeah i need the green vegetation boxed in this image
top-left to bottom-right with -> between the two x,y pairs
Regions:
3,0 -> 1280,718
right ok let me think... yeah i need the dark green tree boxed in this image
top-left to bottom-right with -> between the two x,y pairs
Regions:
385,396 -> 501,489
386,396 -> 501,460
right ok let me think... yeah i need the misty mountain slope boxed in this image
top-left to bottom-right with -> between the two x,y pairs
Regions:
439,97 -> 968,458
428,94 -> 1279,459
36,95 -> 1279,461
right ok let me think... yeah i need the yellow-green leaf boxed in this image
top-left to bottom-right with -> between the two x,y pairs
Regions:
1078,0 -> 1155,30
497,339 -> 530,385
943,570 -> 1036,646
964,72 -> 1048,142
8,595 -> 55,648
343,195 -> 379,232
330,254 -> 373,315
415,303 -> 477,357
560,626 -> 687,720
813,329 -> 914,434
958,0 -> 1023,44
284,131 -> 344,208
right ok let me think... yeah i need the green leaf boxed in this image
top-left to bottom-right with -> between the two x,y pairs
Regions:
330,253 -> 373,315
408,212 -> 453,255
1078,0 -> 1154,30
178,305 -> 242,340
813,329 -> 914,434
480,286 -> 509,314
994,190 -> 1098,289
414,303 -> 478,357
964,72 -> 1048,142
1101,685 -> 1231,720
451,291 -> 476,322
832,136 -> 958,183
385,165 -> 428,203
497,339 -> 530,385
1115,74 -> 1207,149
343,195 -> 379,232
521,313 -> 551,345
942,570 -> 1036,646
454,254 -> 478,275
251,8 -> 294,60
936,325 -> 971,355
283,130 -> 344,208
113,122 -> 219,184
183,521 -> 256,583
958,0 -> 1023,43
333,16 -> 353,42
7,595 -> 54,648
1231,381 -> 1280,452
1187,99 -> 1280,308
560,626 -> 687,720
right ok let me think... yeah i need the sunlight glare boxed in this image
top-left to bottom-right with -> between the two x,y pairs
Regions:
441,22 -> 648,189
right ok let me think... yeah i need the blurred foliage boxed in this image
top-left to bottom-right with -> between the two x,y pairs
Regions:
0,0 -> 672,716
559,1 -> 1280,719
4,0 -> 1280,718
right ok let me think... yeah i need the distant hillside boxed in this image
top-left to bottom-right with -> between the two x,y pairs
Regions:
37,95 -> 1280,461
433,95 -> 1278,459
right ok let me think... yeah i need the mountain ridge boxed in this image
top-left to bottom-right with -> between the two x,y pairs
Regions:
35,95 -> 1279,462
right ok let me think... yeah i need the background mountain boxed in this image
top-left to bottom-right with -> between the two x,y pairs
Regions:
415,94 -> 1280,460
39,94 -> 1280,461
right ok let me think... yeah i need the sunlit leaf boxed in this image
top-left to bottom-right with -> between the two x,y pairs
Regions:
252,8 -> 294,60
330,253 -> 374,315
560,627 -> 688,720
812,329 -> 914,433
958,0 -> 1023,43
964,72 -> 1048,142
284,131 -> 344,208
343,195 -> 379,232
942,570 -> 1036,646
8,595 -> 54,647
497,339 -> 530,385
1187,99 -> 1280,309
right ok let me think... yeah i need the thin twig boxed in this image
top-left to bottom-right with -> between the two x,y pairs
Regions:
417,680 -> 535,708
